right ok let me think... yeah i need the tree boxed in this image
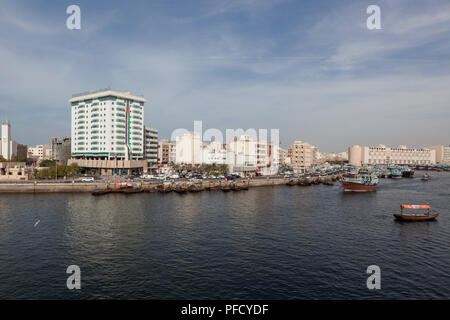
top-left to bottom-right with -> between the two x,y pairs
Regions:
0,155 -> 6,162
11,155 -> 26,162
40,160 -> 56,167
66,163 -> 79,176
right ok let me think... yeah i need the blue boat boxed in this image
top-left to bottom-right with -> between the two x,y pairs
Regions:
402,167 -> 415,178
390,169 -> 403,179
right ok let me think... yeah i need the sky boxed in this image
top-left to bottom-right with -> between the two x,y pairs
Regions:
0,0 -> 449,152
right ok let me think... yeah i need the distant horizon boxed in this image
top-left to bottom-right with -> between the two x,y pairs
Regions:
1,0 -> 450,152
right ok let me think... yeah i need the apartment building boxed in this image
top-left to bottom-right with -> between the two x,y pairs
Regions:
428,145 -> 450,165
51,137 -> 72,164
175,132 -> 202,164
28,144 -> 52,161
158,139 -> 176,164
70,89 -> 146,161
144,126 -> 158,167
348,144 -> 436,167
288,141 -> 314,168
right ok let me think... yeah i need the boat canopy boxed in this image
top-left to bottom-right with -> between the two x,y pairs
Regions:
401,204 -> 430,209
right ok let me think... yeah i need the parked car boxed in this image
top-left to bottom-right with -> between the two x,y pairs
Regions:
81,177 -> 95,182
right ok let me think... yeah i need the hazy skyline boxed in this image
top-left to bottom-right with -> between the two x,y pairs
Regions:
0,0 -> 449,152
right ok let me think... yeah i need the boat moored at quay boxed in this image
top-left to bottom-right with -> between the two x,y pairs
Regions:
340,169 -> 379,192
390,169 -> 403,179
402,167 -> 415,178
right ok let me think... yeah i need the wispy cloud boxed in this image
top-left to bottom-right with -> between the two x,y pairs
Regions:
0,0 -> 449,151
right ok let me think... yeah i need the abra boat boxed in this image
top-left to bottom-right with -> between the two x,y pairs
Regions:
390,169 -> 403,179
421,173 -> 430,181
92,188 -> 111,196
402,167 -> 415,178
394,204 -> 439,221
221,184 -> 232,192
340,170 -> 378,192
188,184 -> 204,192
286,178 -> 297,186
174,184 -> 188,194
122,187 -> 144,194
381,170 -> 390,178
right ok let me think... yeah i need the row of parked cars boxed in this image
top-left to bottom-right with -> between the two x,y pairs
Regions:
140,172 -> 243,180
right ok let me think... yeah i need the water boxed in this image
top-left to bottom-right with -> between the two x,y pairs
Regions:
0,173 -> 449,299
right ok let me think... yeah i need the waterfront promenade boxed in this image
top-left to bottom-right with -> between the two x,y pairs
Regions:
0,171 -> 446,193
0,177 -> 296,193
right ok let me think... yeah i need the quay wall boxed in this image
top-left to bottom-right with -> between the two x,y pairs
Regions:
0,183 -> 108,193
0,178 -> 289,193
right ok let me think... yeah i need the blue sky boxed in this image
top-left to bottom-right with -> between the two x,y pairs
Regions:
0,0 -> 449,152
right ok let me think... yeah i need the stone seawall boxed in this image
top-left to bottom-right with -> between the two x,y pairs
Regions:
0,183 -> 107,193
0,178 -> 290,193
248,178 -> 287,187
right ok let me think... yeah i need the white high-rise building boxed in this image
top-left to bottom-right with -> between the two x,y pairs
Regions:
1,121 -> 11,160
175,132 -> 202,164
201,141 -> 227,165
69,90 -> 146,161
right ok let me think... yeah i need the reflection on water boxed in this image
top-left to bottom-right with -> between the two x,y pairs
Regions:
0,173 -> 449,299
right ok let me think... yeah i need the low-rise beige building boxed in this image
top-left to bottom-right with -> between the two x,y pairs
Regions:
158,139 -> 176,164
287,141 -> 314,168
348,144 -> 436,167
0,162 -> 30,180
28,144 -> 52,161
67,158 -> 147,176
428,145 -> 450,165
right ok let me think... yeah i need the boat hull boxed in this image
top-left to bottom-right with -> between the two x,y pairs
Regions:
122,188 -> 144,194
393,213 -> 439,221
92,189 -> 111,196
402,171 -> 415,178
341,181 -> 377,192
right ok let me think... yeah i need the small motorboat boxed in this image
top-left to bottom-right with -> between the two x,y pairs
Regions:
221,184 -> 232,192
174,184 -> 188,194
209,184 -> 222,191
92,188 -> 111,196
390,169 -> 403,179
188,184 -> 204,192
394,204 -> 439,222
421,173 -> 430,181
297,178 -> 311,186
286,178 -> 297,186
122,187 -> 144,194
